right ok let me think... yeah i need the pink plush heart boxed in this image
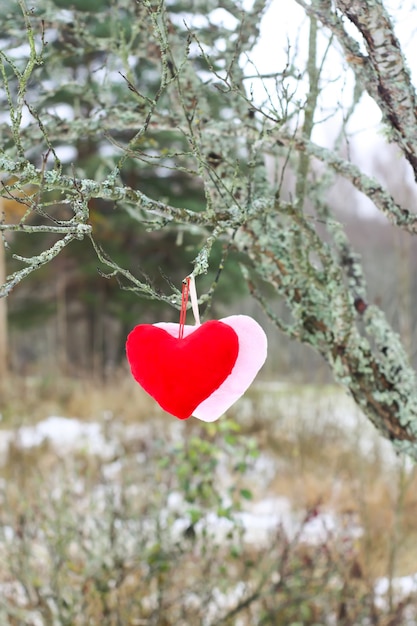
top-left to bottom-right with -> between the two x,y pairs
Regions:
126,320 -> 239,419
155,315 -> 267,422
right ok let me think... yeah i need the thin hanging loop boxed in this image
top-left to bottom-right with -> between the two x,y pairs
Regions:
188,275 -> 201,327
178,275 -> 201,339
178,277 -> 190,339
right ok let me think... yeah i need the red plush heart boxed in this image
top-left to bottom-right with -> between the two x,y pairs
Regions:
126,320 -> 239,419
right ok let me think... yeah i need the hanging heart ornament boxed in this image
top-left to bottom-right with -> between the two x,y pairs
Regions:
126,277 -> 267,421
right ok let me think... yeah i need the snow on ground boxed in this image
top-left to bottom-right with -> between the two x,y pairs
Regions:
0,407 -> 364,549
168,493 -> 362,548
0,382 -> 402,469
249,383 -> 409,471
0,415 -> 150,458
375,574 -> 417,609
1,385 -> 416,610
17,416 -> 109,454
0,415 -> 118,461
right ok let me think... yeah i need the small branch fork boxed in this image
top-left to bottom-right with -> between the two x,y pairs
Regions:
0,233 -> 77,298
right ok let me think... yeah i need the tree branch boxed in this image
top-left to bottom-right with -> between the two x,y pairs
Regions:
236,213 -> 417,459
0,233 -> 76,298
266,129 -> 417,231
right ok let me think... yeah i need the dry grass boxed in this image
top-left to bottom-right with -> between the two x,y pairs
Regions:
1,374 -> 417,623
0,368 -> 159,425
226,383 -> 417,581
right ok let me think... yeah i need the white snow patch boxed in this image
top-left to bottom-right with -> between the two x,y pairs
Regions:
168,495 -> 362,548
238,496 -> 292,545
375,573 -> 417,609
0,416 -> 116,461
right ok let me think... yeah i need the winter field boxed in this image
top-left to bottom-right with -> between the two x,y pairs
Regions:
1,376 -> 417,625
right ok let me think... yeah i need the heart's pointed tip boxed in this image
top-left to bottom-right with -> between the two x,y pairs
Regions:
174,411 -> 193,420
